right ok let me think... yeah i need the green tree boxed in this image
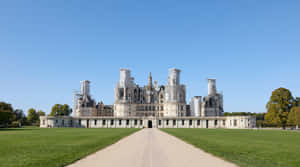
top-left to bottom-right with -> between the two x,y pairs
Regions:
0,102 -> 13,127
37,110 -> 45,117
27,108 -> 38,125
264,87 -> 294,128
287,106 -> 300,128
12,109 -> 26,125
294,97 -> 300,106
50,104 -> 72,116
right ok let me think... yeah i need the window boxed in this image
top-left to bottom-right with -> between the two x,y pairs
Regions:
173,120 -> 176,125
94,120 -> 97,125
182,120 -> 185,125
234,120 -> 237,126
140,120 -> 143,125
111,120 -> 114,125
119,120 -> 122,125
55,120 -> 58,124
43,120 -> 45,125
134,120 -> 137,125
166,120 -> 169,125
189,120 -> 192,126
126,120 -> 129,125
70,120 -> 73,126
102,120 -> 106,125
197,120 -> 200,126
62,120 -> 64,126
79,119 -> 81,126
181,105 -> 184,111
159,120 -> 161,125
215,120 -> 218,126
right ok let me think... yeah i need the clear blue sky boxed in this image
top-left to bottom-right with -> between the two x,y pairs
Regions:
1,1 -> 299,115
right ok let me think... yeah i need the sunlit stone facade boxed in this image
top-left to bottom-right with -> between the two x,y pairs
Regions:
114,68 -> 186,117
40,68 -> 256,129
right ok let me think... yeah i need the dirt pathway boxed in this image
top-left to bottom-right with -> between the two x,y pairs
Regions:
67,128 -> 237,167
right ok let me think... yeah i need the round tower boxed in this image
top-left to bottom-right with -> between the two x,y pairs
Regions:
80,80 -> 90,97
119,69 -> 131,88
168,68 -> 180,86
192,96 -> 202,117
208,79 -> 216,96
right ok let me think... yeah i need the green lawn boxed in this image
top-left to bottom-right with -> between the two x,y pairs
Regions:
0,127 -> 139,167
161,128 -> 300,167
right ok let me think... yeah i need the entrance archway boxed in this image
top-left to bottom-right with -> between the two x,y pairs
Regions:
148,120 -> 152,128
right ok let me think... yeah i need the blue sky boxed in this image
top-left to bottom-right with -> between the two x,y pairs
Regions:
0,0 -> 299,115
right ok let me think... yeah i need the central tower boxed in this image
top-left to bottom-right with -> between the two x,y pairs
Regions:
164,68 -> 186,117
113,68 -> 187,118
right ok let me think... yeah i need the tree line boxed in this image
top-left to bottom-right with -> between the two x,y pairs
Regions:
0,102 -> 72,128
1,87 -> 299,129
225,87 -> 300,129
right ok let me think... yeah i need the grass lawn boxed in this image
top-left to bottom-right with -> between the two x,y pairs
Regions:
161,128 -> 300,167
0,127 -> 139,167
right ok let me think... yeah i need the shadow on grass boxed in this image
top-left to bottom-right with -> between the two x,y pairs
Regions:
0,128 -> 40,131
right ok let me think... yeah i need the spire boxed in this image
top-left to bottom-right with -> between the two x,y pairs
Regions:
148,72 -> 152,87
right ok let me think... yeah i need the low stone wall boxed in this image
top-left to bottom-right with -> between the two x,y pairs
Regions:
40,116 -> 256,129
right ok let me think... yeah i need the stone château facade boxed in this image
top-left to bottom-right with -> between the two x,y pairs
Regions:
40,68 -> 256,129
114,68 -> 187,117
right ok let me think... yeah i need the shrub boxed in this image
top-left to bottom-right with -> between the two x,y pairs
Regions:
9,121 -> 21,128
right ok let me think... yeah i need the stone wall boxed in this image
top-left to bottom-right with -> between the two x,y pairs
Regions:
40,116 -> 256,129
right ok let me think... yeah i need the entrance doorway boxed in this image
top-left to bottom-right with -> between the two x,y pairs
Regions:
87,120 -> 90,128
206,120 -> 208,128
148,120 -> 153,128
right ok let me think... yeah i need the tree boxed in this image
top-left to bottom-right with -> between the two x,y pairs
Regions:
0,102 -> 13,127
264,87 -> 294,128
294,97 -> 300,106
12,109 -> 26,125
37,110 -> 45,117
50,104 -> 72,116
287,106 -> 300,129
27,108 -> 38,125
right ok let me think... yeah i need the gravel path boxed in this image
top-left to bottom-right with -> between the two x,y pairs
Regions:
67,128 -> 237,167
